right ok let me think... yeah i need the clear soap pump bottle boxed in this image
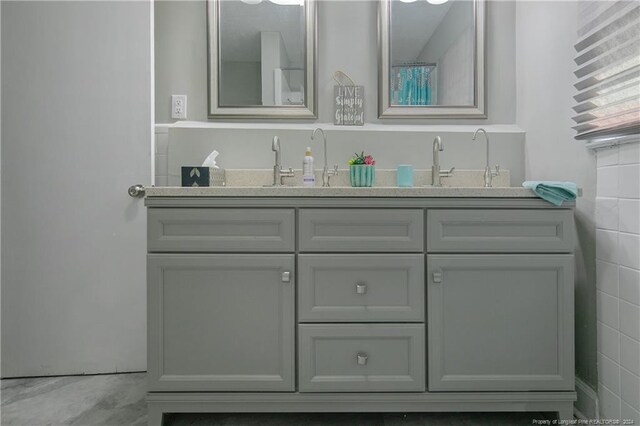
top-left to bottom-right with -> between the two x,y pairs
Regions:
303,147 -> 315,186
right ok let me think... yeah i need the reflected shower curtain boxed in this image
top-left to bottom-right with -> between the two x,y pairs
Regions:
391,65 -> 434,106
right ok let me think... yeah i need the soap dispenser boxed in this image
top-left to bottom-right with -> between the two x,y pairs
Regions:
303,147 -> 315,186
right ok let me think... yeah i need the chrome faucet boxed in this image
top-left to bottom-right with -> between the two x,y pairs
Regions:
311,128 -> 338,187
472,128 -> 500,188
431,136 -> 455,187
270,136 -> 295,186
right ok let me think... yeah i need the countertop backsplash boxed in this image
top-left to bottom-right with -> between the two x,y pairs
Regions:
155,125 -> 525,187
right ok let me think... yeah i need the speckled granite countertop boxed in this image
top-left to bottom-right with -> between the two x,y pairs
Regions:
145,186 -> 541,198
145,169 -> 579,199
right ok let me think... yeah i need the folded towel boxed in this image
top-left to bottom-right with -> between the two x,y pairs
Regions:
522,181 -> 578,206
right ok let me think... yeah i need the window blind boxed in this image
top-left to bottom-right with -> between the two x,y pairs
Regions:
573,0 -> 640,140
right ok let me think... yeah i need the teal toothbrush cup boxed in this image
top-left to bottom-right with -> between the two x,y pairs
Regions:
396,164 -> 414,187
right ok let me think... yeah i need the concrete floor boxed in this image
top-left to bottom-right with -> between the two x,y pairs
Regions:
2,373 -> 556,425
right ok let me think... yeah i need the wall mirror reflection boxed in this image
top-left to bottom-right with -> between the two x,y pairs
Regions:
379,0 -> 486,118
208,0 -> 317,118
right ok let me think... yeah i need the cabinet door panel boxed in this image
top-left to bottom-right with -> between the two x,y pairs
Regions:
427,254 -> 574,391
148,254 -> 295,391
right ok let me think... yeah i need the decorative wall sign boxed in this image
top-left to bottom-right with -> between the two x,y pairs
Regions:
334,85 -> 364,126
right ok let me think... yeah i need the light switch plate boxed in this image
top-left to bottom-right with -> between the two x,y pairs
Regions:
171,95 -> 187,119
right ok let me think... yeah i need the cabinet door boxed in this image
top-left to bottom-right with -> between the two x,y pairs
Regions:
148,254 -> 295,391
427,254 -> 574,391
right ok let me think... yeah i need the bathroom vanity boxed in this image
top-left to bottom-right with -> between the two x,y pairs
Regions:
144,187 -> 576,424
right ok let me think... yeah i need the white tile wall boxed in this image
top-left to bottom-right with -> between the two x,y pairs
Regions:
596,142 -> 640,422
596,197 -> 619,231
620,199 -> 640,235
620,267 -> 640,305
597,259 -> 619,297
598,166 -> 619,198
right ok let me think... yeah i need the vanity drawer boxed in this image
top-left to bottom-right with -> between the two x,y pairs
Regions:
298,209 -> 424,252
148,208 -> 295,252
298,254 -> 424,322
427,209 -> 574,253
298,324 -> 425,392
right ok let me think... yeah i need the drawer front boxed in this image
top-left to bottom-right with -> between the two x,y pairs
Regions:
298,255 -> 424,322
298,324 -> 425,392
299,209 -> 424,252
148,208 -> 295,252
427,209 -> 574,253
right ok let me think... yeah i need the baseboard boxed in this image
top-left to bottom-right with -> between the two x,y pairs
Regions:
574,377 -> 599,420
1,370 -> 146,381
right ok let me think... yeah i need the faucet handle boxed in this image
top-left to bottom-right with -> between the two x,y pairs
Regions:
328,165 -> 339,187
279,167 -> 295,185
439,167 -> 455,177
492,165 -> 500,177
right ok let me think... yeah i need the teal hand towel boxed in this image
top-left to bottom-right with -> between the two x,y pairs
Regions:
522,181 -> 578,206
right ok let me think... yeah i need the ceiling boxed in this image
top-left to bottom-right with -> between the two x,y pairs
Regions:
390,0 -> 453,63
219,0 -> 305,66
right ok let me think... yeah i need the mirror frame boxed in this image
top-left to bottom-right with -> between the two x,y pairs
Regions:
378,0 -> 486,118
207,0 -> 317,119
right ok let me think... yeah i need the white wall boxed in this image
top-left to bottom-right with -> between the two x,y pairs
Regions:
0,0 -> 3,376
155,0 -> 524,190
155,0 -> 207,124
515,0 -> 598,411
594,143 -> 640,423
1,1 -> 151,377
155,0 -> 517,125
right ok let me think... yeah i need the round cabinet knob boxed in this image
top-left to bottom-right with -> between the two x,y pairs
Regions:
357,353 -> 368,366
355,282 -> 367,295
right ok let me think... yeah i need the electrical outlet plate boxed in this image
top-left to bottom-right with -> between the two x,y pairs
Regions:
171,95 -> 187,119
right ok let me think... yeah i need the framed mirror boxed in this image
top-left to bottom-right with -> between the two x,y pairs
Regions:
207,0 -> 317,119
378,0 -> 486,118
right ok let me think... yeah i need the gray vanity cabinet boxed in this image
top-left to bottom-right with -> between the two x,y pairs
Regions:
145,199 -> 577,424
147,254 -> 295,392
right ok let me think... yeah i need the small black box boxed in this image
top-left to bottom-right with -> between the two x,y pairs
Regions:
181,166 -> 210,187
